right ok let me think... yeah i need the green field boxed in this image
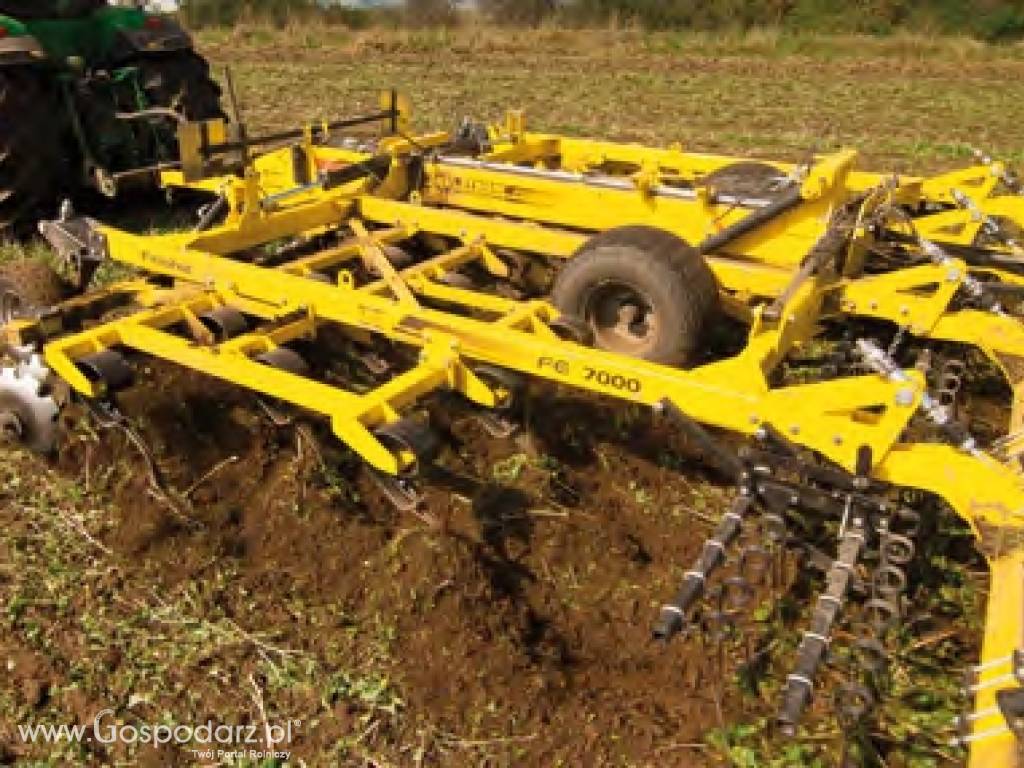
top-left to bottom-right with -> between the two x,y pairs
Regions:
197,25 -> 1024,172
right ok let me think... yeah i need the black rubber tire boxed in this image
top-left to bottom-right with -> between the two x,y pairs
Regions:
551,226 -> 718,367
135,51 -> 226,122
0,259 -> 68,322
0,68 -> 62,234
703,161 -> 790,201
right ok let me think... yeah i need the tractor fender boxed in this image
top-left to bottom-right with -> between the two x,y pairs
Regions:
0,34 -> 47,67
110,16 -> 192,60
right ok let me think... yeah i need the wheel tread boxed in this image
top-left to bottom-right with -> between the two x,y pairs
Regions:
0,68 -> 61,233
551,225 -> 718,367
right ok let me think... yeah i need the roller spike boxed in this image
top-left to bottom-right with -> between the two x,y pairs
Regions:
18,354 -> 49,385
0,364 -> 60,453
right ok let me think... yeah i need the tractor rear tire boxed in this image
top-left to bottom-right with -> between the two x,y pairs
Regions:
551,226 -> 718,367
0,69 -> 61,234
136,51 -> 225,122
0,1 -> 105,19
0,259 -> 69,323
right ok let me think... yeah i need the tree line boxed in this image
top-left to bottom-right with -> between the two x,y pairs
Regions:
177,0 -> 1024,41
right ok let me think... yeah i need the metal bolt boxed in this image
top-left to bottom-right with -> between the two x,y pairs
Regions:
789,425 -> 800,435
895,388 -> 915,407
833,435 -> 843,445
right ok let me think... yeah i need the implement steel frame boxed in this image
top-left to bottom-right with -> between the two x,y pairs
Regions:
14,111 -> 1024,767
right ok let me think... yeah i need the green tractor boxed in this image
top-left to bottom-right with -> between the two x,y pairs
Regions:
0,1 -> 224,233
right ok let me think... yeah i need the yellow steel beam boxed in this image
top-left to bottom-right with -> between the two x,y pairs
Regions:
418,156 -> 839,268
48,225 -> 923,479
349,219 -> 419,306
357,196 -> 586,257
967,549 -> 1024,768
966,548 -> 1024,768
836,263 -> 962,335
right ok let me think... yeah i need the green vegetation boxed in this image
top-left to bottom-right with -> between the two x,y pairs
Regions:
179,0 -> 1024,41
192,24 -> 1024,174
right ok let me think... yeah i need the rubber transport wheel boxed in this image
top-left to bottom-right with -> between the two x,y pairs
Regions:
703,161 -> 790,202
551,225 -> 718,367
0,68 -> 62,234
0,259 -> 69,323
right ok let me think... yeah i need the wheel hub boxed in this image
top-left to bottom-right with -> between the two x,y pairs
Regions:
588,282 -> 658,355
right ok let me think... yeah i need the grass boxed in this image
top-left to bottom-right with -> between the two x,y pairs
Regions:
196,24 -> 1024,172
0,442 -> 405,765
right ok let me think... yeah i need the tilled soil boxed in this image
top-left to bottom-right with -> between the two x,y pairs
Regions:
1,361 -> 823,766
1,340 -> 985,768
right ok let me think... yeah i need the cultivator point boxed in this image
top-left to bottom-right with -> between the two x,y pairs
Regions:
5,94 -> 1024,764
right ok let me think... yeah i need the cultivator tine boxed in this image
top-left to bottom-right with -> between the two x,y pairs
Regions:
367,468 -> 428,513
656,381 -> 918,735
653,493 -> 756,641
778,508 -> 868,734
363,417 -> 442,512
471,410 -> 519,439
466,365 -> 525,439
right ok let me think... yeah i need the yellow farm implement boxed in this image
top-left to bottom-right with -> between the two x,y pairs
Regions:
4,93 -> 1024,764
